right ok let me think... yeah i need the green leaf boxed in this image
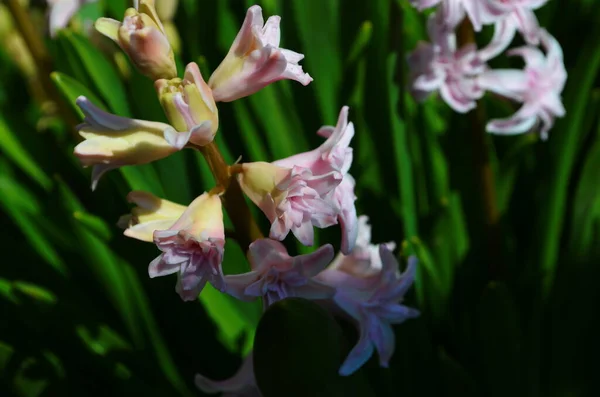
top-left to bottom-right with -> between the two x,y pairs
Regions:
50,71 -> 106,119
0,115 -> 52,190
291,0 -> 341,122
389,54 -> 418,240
567,122 -> 600,258
56,178 -> 144,347
57,30 -> 131,116
11,281 -> 57,305
0,171 -> 66,276
535,7 -> 600,295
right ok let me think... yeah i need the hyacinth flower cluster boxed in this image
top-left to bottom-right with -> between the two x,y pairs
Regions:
71,1 -> 419,394
407,0 -> 567,139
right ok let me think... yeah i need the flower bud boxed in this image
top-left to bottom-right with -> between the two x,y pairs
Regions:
73,96 -> 185,190
118,191 -> 187,242
95,0 -> 176,80
155,62 -> 219,146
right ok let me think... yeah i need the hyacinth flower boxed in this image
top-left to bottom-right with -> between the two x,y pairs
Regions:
236,162 -> 341,246
478,29 -> 566,139
407,13 -> 486,113
273,106 -> 357,254
208,5 -> 312,102
195,352 -> 261,397
317,217 -> 419,376
225,239 -> 335,308
155,62 -> 219,147
95,0 -> 176,80
409,0 -> 506,31
479,0 -> 548,61
118,191 -> 186,242
149,192 -> 226,301
47,0 -> 97,37
73,96 -> 184,190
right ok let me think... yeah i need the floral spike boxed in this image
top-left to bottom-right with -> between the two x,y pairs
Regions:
317,217 -> 419,375
225,239 -> 335,308
407,12 -> 485,113
273,106 -> 358,254
237,162 -> 341,246
208,5 -> 312,102
149,192 -> 225,301
479,29 -> 566,139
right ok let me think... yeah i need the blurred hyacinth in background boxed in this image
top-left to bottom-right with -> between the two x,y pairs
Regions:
0,0 -> 599,396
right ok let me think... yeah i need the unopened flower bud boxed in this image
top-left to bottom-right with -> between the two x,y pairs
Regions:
118,191 -> 186,242
73,96 -> 184,190
95,0 -> 176,80
155,62 -> 219,146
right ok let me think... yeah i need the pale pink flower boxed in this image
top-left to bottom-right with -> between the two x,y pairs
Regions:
73,96 -> 181,190
208,5 -> 312,102
479,0 -> 549,61
155,62 -> 219,146
273,107 -> 358,254
479,29 -> 566,139
225,239 -> 335,308
237,162 -> 341,246
195,352 -> 261,397
316,217 -> 419,375
409,0 -> 506,31
47,0 -> 97,37
407,13 -> 486,113
149,192 -> 225,301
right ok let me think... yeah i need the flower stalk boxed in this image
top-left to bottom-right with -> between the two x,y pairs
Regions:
198,141 -> 263,250
456,19 -> 503,280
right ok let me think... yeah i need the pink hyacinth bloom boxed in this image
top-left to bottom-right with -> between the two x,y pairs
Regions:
149,192 -> 225,301
478,29 -> 566,139
237,162 -> 341,246
225,239 -> 335,308
273,107 -> 358,254
479,0 -> 549,61
407,13 -> 486,113
316,217 -> 419,376
73,96 -> 181,190
155,62 -> 219,146
195,352 -> 261,397
208,5 -> 312,102
409,0 -> 506,31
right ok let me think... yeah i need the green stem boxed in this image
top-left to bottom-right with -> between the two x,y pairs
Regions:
457,20 -> 503,280
199,142 -> 263,251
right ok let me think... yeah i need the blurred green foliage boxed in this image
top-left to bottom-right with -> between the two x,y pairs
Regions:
0,0 -> 599,396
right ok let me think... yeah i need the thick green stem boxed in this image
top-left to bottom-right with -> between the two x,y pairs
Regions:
199,142 -> 263,250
